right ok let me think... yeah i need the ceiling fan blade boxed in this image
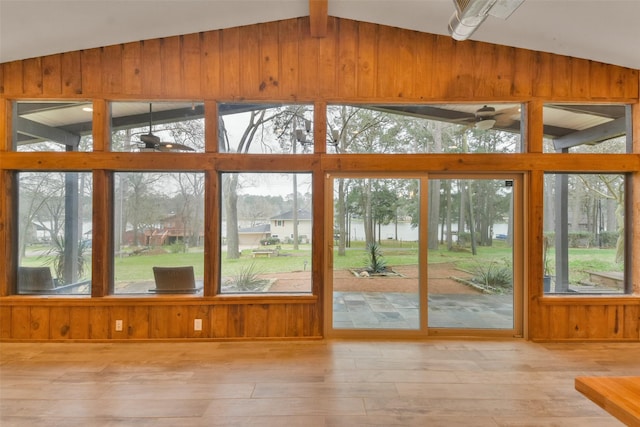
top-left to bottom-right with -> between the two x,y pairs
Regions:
475,119 -> 496,130
156,142 -> 194,152
494,106 -> 521,127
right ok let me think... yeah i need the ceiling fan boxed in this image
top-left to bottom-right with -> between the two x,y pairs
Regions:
137,104 -> 194,152
467,105 -> 520,130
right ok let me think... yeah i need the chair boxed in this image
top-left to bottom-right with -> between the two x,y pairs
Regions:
150,266 -> 201,293
18,266 -> 55,293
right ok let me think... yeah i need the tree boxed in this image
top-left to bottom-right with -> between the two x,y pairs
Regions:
327,106 -> 401,254
119,173 -> 161,247
220,105 -> 311,259
579,174 -> 625,263
370,181 -> 399,243
172,172 -> 205,247
18,172 -> 65,259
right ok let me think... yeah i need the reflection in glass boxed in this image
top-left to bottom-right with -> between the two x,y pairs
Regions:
113,172 -> 204,294
543,104 -> 629,153
17,172 -> 92,294
111,101 -> 204,152
14,101 -> 94,152
326,104 -> 522,154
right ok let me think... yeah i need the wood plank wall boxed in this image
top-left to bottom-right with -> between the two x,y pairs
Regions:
0,17 -> 639,341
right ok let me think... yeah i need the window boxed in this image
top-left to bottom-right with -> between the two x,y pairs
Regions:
543,104 -> 629,153
220,172 -> 312,294
13,101 -> 94,152
111,101 -> 204,153
113,172 -> 204,294
543,173 -> 627,294
327,104 -> 523,154
17,171 -> 92,294
219,103 -> 314,154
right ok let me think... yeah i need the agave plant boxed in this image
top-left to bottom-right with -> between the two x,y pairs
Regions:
41,236 -> 90,285
365,242 -> 387,274
225,262 -> 269,292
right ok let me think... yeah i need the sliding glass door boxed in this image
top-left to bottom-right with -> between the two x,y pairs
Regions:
327,174 -> 522,337
427,176 -> 521,334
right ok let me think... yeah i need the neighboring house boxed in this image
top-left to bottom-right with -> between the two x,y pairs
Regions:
237,223 -> 271,247
146,214 -> 202,246
270,209 -> 312,244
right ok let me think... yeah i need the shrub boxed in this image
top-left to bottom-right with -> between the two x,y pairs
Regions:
471,259 -> 512,293
458,232 -> 480,246
567,232 -> 593,248
597,231 -> 618,248
42,237 -> 90,284
225,262 -> 269,291
168,242 -> 186,253
365,242 -> 387,273
260,237 -> 280,246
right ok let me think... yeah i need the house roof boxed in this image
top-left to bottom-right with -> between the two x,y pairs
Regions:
1,1 -> 639,69
271,209 -> 313,221
238,224 -> 271,234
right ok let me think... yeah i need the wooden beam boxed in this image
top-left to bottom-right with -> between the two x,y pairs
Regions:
309,0 -> 328,38
553,117 -> 626,150
16,117 -> 81,147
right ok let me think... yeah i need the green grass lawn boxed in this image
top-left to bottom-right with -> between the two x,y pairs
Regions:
20,240 -> 622,284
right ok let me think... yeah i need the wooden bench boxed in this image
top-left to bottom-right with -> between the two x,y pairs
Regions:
585,271 -> 624,289
252,249 -> 278,258
575,376 -> 640,426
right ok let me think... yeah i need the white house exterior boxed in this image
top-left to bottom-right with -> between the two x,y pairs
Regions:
270,209 -> 312,244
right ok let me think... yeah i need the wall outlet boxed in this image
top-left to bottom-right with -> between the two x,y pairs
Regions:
194,318 -> 202,331
115,319 -> 123,331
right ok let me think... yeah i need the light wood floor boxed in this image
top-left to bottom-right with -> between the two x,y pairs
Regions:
1,339 -> 638,426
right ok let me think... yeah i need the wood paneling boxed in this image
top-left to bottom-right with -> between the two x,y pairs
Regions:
161,36 -> 183,97
259,21 -> 280,98
431,35 -> 455,99
278,19 -> 299,99
69,306 -> 90,339
3,60 -> 23,95
512,48 -> 534,98
535,300 -> 640,341
89,306 -> 110,339
22,57 -> 43,95
297,17 -> 319,97
0,17 -> 638,342
61,51 -> 82,95
102,44 -> 123,94
532,51 -> 552,98
357,22 -> 377,98
201,31 -> 221,97
141,39 -> 162,95
0,300 -> 321,340
81,48 -> 103,95
376,25 -> 401,98
337,19 -> 357,98
0,305 -> 11,338
317,17 -> 337,98
221,27 -> 241,98
451,40 -> 475,99
182,33 -> 202,97
122,42 -> 142,95
42,54 -> 62,94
